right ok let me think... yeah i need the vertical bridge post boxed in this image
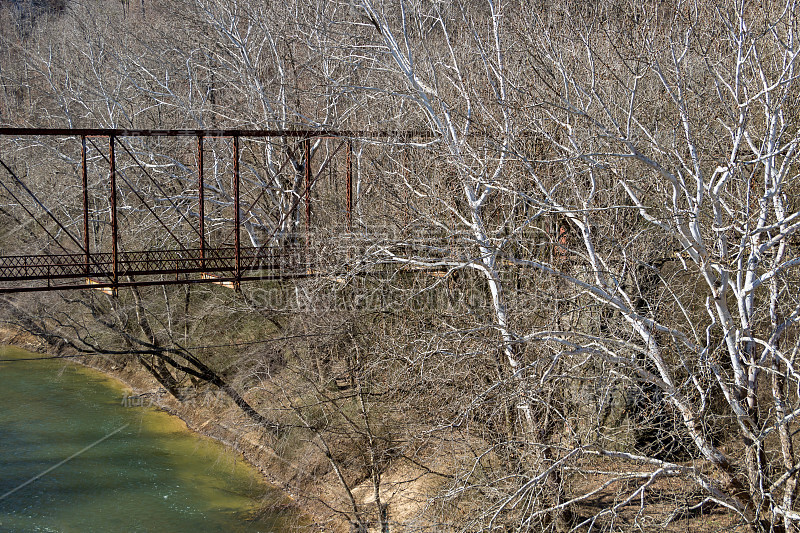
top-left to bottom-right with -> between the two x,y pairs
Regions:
197,134 -> 205,271
109,135 -> 118,289
81,135 -> 90,277
346,139 -> 352,231
304,138 -> 311,256
233,135 -> 240,287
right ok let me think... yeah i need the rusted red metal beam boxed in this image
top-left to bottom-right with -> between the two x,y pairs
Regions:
233,135 -> 241,285
109,135 -> 118,286
0,247 -> 307,282
346,140 -> 353,229
81,135 -> 90,277
304,139 -> 311,240
0,127 -> 430,139
197,134 -> 205,269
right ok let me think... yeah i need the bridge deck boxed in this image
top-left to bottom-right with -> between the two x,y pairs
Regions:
0,246 -> 310,293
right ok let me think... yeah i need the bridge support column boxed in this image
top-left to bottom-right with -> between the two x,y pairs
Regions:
81,136 -> 90,277
197,134 -> 205,271
347,140 -> 353,231
109,135 -> 118,289
233,135 -> 240,289
304,138 -> 311,257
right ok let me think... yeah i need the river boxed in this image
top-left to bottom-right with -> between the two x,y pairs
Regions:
0,346 -> 297,532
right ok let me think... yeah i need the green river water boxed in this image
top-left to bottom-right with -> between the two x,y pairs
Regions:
0,346 -> 297,532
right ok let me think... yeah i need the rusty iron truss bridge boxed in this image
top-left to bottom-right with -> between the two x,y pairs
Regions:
0,127 -> 426,294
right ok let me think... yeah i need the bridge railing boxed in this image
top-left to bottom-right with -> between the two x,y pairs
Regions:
0,246 -> 309,286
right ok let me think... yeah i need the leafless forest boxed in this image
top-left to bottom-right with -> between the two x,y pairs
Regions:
2,0 -> 800,531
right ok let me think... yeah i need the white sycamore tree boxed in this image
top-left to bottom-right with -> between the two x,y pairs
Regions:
339,0 -> 800,530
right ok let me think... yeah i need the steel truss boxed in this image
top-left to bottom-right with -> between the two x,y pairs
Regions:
0,127 -> 407,293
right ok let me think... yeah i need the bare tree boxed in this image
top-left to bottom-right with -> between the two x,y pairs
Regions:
307,0 -> 800,530
6,0 -> 800,530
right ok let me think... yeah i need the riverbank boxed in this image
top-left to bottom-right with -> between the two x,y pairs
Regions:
0,343 -> 299,531
80,355 -> 330,528
0,327 -> 337,531
0,317 -> 449,533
